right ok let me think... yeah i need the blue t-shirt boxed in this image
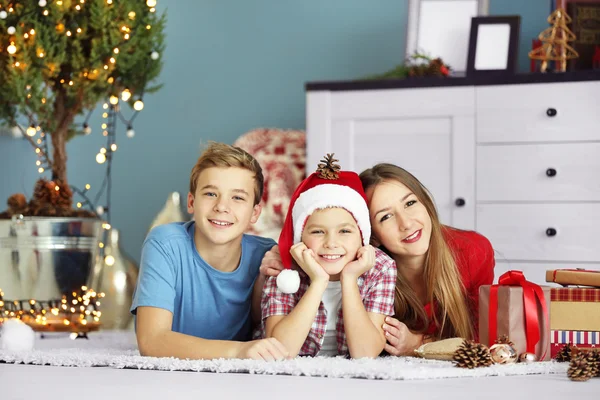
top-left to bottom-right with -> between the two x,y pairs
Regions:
130,221 -> 276,341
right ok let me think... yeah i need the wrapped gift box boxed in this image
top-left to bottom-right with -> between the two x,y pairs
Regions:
546,269 -> 600,287
551,343 -> 597,358
550,287 -> 600,331
480,272 -> 551,361
550,330 -> 599,358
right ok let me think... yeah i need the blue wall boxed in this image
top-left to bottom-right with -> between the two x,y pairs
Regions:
0,0 -> 551,263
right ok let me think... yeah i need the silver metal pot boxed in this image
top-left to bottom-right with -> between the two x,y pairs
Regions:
0,216 -> 104,301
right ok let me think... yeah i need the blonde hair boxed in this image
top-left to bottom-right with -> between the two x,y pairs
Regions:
359,163 -> 473,340
189,142 -> 264,206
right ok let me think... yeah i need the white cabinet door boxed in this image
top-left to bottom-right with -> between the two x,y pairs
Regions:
306,89 -> 475,229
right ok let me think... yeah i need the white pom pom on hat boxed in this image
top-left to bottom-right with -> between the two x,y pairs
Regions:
277,154 -> 371,294
0,318 -> 36,352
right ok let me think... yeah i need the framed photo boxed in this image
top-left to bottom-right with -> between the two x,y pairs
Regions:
466,16 -> 521,77
406,0 -> 489,75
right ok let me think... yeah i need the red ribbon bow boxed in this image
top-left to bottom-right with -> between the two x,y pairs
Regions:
488,271 -> 548,358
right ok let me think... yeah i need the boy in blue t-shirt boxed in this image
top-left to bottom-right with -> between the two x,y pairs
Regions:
130,142 -> 288,360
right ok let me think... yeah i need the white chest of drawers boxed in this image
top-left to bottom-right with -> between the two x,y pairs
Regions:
305,72 -> 600,285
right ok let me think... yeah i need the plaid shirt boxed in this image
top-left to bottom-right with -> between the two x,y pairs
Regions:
258,248 -> 396,357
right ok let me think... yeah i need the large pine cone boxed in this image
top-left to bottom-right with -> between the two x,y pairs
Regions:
453,340 -> 493,369
585,350 -> 600,377
554,343 -> 574,362
568,354 -> 595,382
28,178 -> 74,216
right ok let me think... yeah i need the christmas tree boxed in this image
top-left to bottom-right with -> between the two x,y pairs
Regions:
0,0 -> 165,217
529,8 -> 579,72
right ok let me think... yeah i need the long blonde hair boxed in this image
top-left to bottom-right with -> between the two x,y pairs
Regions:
359,164 -> 473,340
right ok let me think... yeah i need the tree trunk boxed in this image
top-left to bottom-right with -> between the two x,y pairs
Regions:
51,89 -> 77,196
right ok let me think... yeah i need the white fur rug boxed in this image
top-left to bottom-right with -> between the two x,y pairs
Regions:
0,331 -> 567,380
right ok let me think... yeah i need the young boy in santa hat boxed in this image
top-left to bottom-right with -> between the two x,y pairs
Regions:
259,154 -> 397,358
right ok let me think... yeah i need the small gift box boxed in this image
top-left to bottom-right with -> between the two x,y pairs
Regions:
546,269 -> 600,288
550,330 -> 599,358
480,271 -> 551,361
550,287 -> 600,331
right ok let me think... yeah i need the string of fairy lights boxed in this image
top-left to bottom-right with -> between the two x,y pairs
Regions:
1,0 -> 161,224
0,286 -> 104,333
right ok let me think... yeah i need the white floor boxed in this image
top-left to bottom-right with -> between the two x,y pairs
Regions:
1,363 -> 599,400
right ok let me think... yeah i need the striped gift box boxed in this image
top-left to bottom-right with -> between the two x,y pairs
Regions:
551,287 -> 600,302
552,330 -> 600,345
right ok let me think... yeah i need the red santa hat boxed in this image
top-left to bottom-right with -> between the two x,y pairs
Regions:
276,154 -> 371,294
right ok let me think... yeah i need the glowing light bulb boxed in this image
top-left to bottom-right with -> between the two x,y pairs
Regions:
109,95 -> 119,105
105,255 -> 115,266
7,43 -> 17,54
126,127 -> 135,138
85,184 -> 91,190
39,0 -> 47,6
133,100 -> 144,111
147,0 -> 157,7
111,144 -> 117,151
96,153 -> 106,164
7,26 -> 16,35
38,167 -> 44,173
151,51 -> 159,60
26,125 -> 37,136
121,88 -> 131,101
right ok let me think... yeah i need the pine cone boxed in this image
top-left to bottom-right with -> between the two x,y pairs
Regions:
568,353 -> 595,382
584,350 -> 600,377
316,154 -> 341,180
54,180 -> 73,210
7,193 -> 28,215
495,334 -> 515,347
554,343 -> 573,362
453,340 -> 493,369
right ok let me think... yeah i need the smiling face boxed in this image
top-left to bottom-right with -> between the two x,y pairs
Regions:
187,167 -> 261,250
300,207 -> 362,280
366,180 -> 432,266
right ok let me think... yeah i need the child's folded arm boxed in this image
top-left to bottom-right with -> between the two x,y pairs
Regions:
136,306 -> 245,359
342,252 -> 397,358
340,278 -> 387,358
264,279 -> 328,357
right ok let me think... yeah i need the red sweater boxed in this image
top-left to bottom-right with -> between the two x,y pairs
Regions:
423,227 -> 495,339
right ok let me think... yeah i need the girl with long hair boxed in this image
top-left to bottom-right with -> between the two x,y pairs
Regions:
358,163 -> 494,355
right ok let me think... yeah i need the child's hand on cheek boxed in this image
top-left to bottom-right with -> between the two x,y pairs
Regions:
341,245 -> 375,281
290,242 -> 330,284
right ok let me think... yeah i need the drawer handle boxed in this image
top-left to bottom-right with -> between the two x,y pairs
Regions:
455,198 -> 466,207
546,168 -> 557,177
546,228 -> 557,237
546,108 -> 557,117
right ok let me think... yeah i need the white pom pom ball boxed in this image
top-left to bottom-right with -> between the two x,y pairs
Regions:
276,269 -> 300,294
0,319 -> 35,352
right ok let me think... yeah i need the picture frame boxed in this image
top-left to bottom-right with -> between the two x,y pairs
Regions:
406,0 -> 489,75
466,16 -> 521,77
